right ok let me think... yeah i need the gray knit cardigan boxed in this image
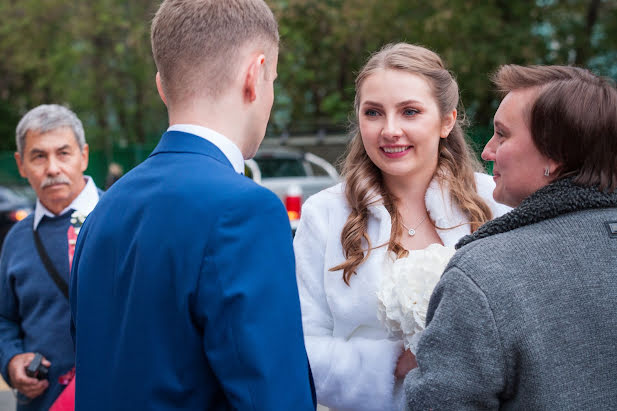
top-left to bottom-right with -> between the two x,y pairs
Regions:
404,179 -> 617,410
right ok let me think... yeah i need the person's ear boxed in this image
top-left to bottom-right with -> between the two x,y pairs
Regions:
156,72 -> 167,106
243,54 -> 266,103
80,144 -> 89,172
14,152 -> 26,178
440,109 -> 457,138
545,158 -> 561,178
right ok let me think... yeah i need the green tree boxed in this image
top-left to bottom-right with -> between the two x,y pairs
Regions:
0,0 -> 614,162
271,0 -> 616,144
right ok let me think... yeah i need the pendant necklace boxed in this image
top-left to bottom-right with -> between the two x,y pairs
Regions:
401,215 -> 428,236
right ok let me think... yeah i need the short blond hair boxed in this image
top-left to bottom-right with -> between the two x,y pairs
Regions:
151,0 -> 279,104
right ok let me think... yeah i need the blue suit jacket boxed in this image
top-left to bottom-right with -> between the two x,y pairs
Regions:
70,131 -> 315,410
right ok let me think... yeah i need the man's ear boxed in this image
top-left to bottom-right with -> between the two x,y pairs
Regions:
14,152 -> 26,178
80,144 -> 89,172
156,72 -> 168,106
243,54 -> 266,103
440,109 -> 457,138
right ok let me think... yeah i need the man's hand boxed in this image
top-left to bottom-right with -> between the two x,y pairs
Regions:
395,349 -> 417,379
7,353 -> 50,399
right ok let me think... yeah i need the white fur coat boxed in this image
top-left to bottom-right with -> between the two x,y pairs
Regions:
293,173 -> 510,411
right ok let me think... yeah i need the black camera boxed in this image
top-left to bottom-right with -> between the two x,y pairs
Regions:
25,353 -> 49,380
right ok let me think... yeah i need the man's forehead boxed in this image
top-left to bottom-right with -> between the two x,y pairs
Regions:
24,127 -> 78,150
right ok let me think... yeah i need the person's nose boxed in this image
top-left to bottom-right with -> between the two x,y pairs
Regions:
46,155 -> 61,176
481,135 -> 497,161
381,115 -> 402,141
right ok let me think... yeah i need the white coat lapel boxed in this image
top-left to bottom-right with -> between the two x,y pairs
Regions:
425,178 -> 471,247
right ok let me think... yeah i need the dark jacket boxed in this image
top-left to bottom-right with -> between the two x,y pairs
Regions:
0,213 -> 75,410
405,179 -> 617,410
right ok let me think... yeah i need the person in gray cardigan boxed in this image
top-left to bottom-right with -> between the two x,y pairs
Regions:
404,64 -> 617,409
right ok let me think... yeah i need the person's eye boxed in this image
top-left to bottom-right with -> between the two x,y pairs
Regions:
403,108 -> 419,116
364,109 -> 380,117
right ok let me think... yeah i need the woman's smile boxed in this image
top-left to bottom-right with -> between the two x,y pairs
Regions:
381,145 -> 412,158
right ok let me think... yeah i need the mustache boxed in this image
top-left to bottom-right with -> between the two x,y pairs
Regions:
41,175 -> 71,189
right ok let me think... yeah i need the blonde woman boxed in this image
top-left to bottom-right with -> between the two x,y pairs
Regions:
294,43 -> 509,411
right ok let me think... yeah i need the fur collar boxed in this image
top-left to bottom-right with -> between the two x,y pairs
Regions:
365,175 -> 487,247
424,177 -> 475,246
456,178 -> 617,249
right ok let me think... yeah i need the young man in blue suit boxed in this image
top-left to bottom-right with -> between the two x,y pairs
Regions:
69,0 -> 316,409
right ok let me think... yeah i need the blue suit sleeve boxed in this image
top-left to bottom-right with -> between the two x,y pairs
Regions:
194,187 -> 315,410
0,247 -> 25,383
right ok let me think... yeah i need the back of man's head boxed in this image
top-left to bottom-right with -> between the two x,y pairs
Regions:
151,0 -> 279,107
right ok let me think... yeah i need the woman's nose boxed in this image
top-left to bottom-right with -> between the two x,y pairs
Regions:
481,136 -> 497,161
381,116 -> 402,140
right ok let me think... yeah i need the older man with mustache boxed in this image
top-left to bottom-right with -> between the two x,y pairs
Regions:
0,104 -> 101,411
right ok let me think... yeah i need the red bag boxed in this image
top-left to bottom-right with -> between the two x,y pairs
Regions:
49,377 -> 75,411
48,366 -> 76,411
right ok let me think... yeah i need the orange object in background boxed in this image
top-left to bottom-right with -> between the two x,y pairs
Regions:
9,209 -> 29,221
285,184 -> 302,221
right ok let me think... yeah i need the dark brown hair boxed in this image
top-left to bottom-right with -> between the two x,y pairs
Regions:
493,65 -> 617,191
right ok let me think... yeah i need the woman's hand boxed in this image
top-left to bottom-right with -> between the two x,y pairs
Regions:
395,349 -> 417,379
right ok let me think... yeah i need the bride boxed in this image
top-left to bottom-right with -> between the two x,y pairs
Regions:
293,43 -> 509,411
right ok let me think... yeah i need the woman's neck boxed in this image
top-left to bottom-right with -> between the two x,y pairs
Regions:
383,169 -> 434,211
383,168 -> 443,250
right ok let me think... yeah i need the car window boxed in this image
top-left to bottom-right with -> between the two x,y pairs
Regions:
254,158 -> 307,178
308,162 -> 332,177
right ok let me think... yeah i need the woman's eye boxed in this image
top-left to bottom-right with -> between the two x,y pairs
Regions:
364,109 -> 379,117
403,108 -> 419,116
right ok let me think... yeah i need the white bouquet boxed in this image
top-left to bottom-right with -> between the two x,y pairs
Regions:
376,244 -> 455,354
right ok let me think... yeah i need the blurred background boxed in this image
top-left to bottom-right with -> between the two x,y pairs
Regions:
0,0 -> 615,406
0,0 -> 615,184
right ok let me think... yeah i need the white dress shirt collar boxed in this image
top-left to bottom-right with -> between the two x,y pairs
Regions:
167,124 -> 245,174
33,176 -> 100,230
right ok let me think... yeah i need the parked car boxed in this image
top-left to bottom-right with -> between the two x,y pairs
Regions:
245,147 -> 339,233
0,185 -> 35,248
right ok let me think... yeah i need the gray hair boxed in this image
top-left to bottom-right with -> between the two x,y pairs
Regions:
15,104 -> 85,156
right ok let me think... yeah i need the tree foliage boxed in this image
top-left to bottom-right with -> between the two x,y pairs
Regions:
273,0 -> 616,141
0,0 -> 165,152
0,0 -> 615,156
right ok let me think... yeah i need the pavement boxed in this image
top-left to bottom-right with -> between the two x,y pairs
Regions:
0,377 -> 15,411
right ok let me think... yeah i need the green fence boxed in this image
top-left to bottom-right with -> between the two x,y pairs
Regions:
0,152 -> 20,184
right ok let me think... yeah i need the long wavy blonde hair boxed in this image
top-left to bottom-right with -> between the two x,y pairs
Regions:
331,43 -> 493,285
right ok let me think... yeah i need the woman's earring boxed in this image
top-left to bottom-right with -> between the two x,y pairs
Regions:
544,166 -> 550,177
